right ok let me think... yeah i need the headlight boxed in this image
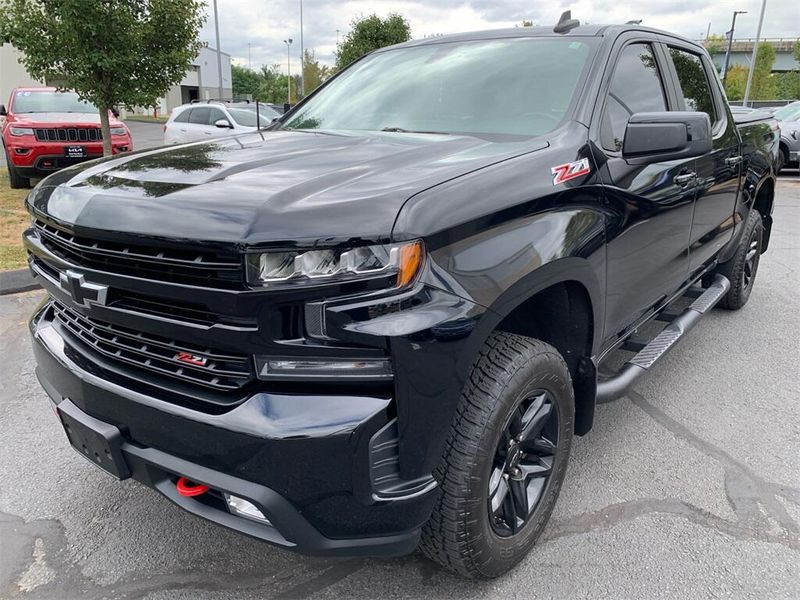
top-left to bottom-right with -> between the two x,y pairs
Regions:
9,126 -> 34,136
109,127 -> 127,136
246,240 -> 423,288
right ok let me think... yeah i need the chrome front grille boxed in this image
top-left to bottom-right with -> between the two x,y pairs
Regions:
34,127 -> 103,142
34,220 -> 244,287
52,302 -> 255,392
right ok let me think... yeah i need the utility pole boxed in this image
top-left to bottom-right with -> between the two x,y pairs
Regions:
284,38 -> 293,104
212,0 -> 224,100
299,0 -> 305,98
743,0 -> 767,107
722,10 -> 747,84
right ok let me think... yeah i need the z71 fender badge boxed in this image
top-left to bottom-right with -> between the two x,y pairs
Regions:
551,158 -> 591,185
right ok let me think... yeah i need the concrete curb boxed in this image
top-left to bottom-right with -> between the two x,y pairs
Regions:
0,268 -> 39,296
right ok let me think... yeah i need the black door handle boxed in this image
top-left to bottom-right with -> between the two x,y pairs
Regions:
725,156 -> 742,167
674,172 -> 697,187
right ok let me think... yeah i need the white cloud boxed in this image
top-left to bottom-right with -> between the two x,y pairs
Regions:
200,0 -> 799,73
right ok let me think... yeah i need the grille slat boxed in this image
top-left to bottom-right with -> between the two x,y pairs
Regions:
34,127 -> 103,142
53,302 -> 254,392
34,220 -> 243,287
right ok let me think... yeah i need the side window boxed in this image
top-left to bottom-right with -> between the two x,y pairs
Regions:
173,109 -> 190,123
188,107 -> 210,125
207,108 -> 227,125
601,43 -> 667,152
669,48 -> 717,125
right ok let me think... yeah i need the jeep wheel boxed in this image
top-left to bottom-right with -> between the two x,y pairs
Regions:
717,209 -> 763,310
4,147 -> 30,189
420,332 -> 574,578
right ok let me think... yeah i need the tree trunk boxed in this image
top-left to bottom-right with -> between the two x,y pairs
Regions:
99,106 -> 112,157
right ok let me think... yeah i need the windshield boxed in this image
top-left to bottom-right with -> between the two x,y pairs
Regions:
228,105 -> 279,127
282,37 -> 597,137
11,90 -> 98,114
773,104 -> 800,122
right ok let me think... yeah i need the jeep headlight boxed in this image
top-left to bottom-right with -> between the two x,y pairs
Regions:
245,240 -> 423,289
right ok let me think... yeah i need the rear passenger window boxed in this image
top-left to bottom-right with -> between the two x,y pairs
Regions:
601,44 -> 667,152
173,110 -> 190,123
669,48 -> 717,125
188,107 -> 211,124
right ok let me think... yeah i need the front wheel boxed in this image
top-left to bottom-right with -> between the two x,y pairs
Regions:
4,147 -> 30,189
420,332 -> 574,578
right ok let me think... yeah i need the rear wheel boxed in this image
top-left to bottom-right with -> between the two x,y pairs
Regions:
4,147 -> 30,189
717,209 -> 763,310
420,332 -> 574,578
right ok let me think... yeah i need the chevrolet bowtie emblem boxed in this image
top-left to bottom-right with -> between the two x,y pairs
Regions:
59,270 -> 109,307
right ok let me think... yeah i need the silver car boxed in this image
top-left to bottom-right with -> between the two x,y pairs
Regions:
773,101 -> 800,174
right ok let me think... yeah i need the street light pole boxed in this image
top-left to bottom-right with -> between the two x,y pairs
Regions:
299,0 -> 304,98
743,0 -> 767,107
722,10 -> 747,84
284,38 -> 293,104
212,0 -> 224,100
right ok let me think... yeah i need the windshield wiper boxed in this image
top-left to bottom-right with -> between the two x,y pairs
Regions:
380,127 -> 450,135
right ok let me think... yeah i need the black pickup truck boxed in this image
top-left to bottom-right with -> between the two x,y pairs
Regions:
24,16 -> 778,578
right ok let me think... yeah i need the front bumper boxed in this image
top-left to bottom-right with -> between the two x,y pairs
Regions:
790,150 -> 800,163
6,138 -> 132,176
30,302 -> 433,556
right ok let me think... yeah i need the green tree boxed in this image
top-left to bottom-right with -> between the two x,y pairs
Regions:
335,13 -> 411,71
302,49 -> 330,95
776,71 -> 800,100
254,65 -> 292,104
0,0 -> 205,155
794,40 -> 800,65
724,64 -> 748,101
232,64 -> 262,100
750,42 -> 777,100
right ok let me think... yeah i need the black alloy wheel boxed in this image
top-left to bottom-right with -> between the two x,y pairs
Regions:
488,390 -> 558,536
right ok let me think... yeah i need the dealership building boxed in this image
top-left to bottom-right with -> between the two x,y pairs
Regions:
0,44 -> 232,115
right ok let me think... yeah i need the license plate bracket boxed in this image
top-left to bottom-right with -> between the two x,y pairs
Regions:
57,399 -> 130,479
64,145 -> 87,158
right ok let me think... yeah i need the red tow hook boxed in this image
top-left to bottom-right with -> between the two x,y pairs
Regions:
176,476 -> 210,497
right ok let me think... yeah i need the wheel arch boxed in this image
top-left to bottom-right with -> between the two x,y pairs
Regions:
468,257 -> 603,435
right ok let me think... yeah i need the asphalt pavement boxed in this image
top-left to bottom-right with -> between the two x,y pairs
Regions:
0,179 -> 798,599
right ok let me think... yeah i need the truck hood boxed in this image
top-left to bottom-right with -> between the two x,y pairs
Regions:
10,112 -> 124,127
30,129 -> 547,245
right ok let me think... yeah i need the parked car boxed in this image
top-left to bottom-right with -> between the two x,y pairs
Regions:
1,87 -> 133,188
25,17 -> 778,579
163,101 -> 280,144
772,101 -> 800,173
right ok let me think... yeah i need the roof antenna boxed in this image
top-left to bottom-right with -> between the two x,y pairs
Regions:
554,10 -> 580,34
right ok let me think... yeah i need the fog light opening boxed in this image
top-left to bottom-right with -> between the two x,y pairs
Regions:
224,493 -> 272,525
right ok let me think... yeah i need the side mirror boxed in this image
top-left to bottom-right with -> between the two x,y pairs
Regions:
0,105 -> 6,116
214,118 -> 233,129
622,111 -> 712,164
111,107 -> 120,118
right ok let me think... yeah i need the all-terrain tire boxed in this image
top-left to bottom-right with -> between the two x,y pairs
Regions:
717,209 -> 763,310
4,146 -> 30,189
419,332 -> 574,578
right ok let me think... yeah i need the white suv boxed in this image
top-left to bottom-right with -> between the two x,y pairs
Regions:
163,101 -> 280,144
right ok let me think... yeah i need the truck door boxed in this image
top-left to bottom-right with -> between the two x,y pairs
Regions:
592,40 -> 695,342
663,45 -> 740,276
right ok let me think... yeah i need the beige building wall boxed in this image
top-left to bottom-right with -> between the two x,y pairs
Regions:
0,44 -> 42,106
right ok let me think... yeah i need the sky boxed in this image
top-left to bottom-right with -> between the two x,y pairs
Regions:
199,0 -> 800,73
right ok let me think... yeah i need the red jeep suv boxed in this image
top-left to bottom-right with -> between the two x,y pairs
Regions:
1,87 -> 133,188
